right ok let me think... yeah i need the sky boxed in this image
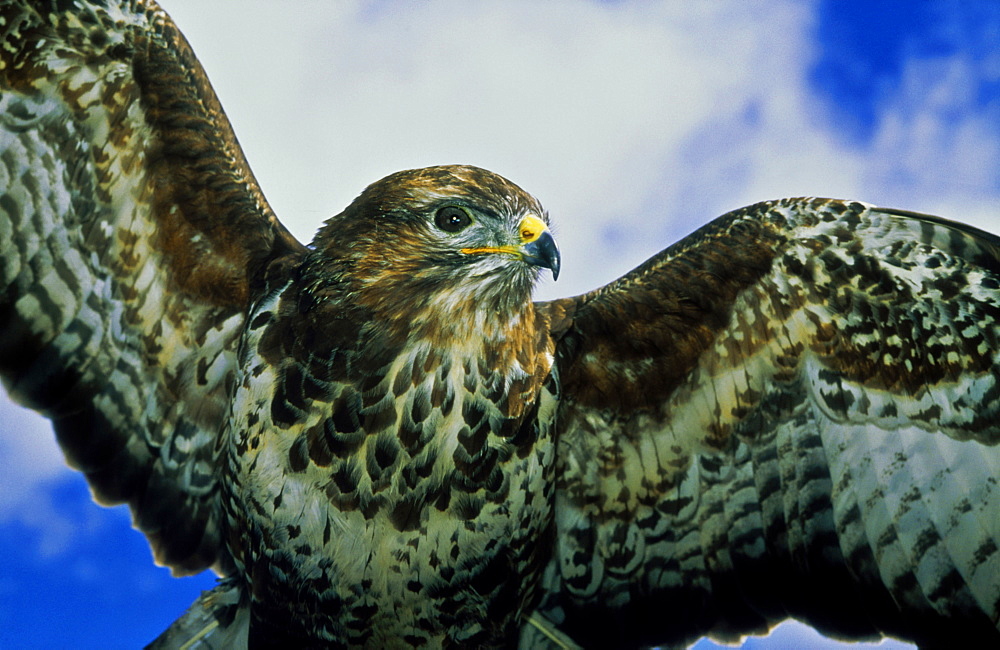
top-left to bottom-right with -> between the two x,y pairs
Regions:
1,0 -> 998,647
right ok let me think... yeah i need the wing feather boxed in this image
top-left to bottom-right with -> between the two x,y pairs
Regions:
532,198 -> 1000,646
0,0 -> 306,574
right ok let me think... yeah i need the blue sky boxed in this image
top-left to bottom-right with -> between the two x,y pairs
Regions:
1,1 -> 998,647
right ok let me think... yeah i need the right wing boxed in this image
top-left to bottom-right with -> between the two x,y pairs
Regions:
530,199 -> 1000,647
0,0 -> 306,574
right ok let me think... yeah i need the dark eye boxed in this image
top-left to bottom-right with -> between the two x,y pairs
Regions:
434,206 -> 472,233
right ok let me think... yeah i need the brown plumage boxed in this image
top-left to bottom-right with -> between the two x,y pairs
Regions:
2,1 -> 999,648
225,165 -> 560,646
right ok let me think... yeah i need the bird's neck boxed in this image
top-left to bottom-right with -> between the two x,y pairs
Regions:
369,297 -> 552,421
284,263 -> 554,423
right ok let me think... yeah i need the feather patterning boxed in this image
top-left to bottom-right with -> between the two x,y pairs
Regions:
1,1 -> 997,648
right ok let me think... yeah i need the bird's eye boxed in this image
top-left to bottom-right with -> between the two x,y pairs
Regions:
434,206 -> 472,233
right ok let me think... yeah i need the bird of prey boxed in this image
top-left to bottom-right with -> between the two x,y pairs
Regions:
1,1 -> 998,648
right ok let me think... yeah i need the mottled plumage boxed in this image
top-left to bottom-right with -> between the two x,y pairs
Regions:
1,1 -> 998,648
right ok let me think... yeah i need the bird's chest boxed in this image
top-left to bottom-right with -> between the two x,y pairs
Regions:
222,319 -> 559,645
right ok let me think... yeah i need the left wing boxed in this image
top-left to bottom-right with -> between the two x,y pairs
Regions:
530,199 -> 1000,647
0,0 -> 306,574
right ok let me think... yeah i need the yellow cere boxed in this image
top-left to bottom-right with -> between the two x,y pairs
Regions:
518,214 -> 547,244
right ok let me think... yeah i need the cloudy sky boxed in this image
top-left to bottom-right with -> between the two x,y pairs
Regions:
1,1 -> 998,647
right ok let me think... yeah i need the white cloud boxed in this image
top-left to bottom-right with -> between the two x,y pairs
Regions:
862,52 -> 1000,224
0,396 -> 130,558
0,398 -> 66,497
168,0 -> 830,298
164,0 -> 999,298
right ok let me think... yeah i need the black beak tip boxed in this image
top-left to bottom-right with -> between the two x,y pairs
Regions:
522,230 -> 561,281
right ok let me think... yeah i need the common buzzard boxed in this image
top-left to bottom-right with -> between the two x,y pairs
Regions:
1,1 -> 997,647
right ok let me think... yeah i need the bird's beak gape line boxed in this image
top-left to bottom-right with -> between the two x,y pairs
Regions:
461,214 -> 561,280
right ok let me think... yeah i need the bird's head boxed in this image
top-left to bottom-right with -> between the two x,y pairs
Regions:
309,165 -> 560,330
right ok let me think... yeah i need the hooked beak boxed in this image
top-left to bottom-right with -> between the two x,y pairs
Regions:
516,214 -> 561,280
460,214 -> 561,280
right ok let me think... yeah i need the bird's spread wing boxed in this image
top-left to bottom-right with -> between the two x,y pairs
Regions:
0,1 -> 305,574
533,199 -> 1000,646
